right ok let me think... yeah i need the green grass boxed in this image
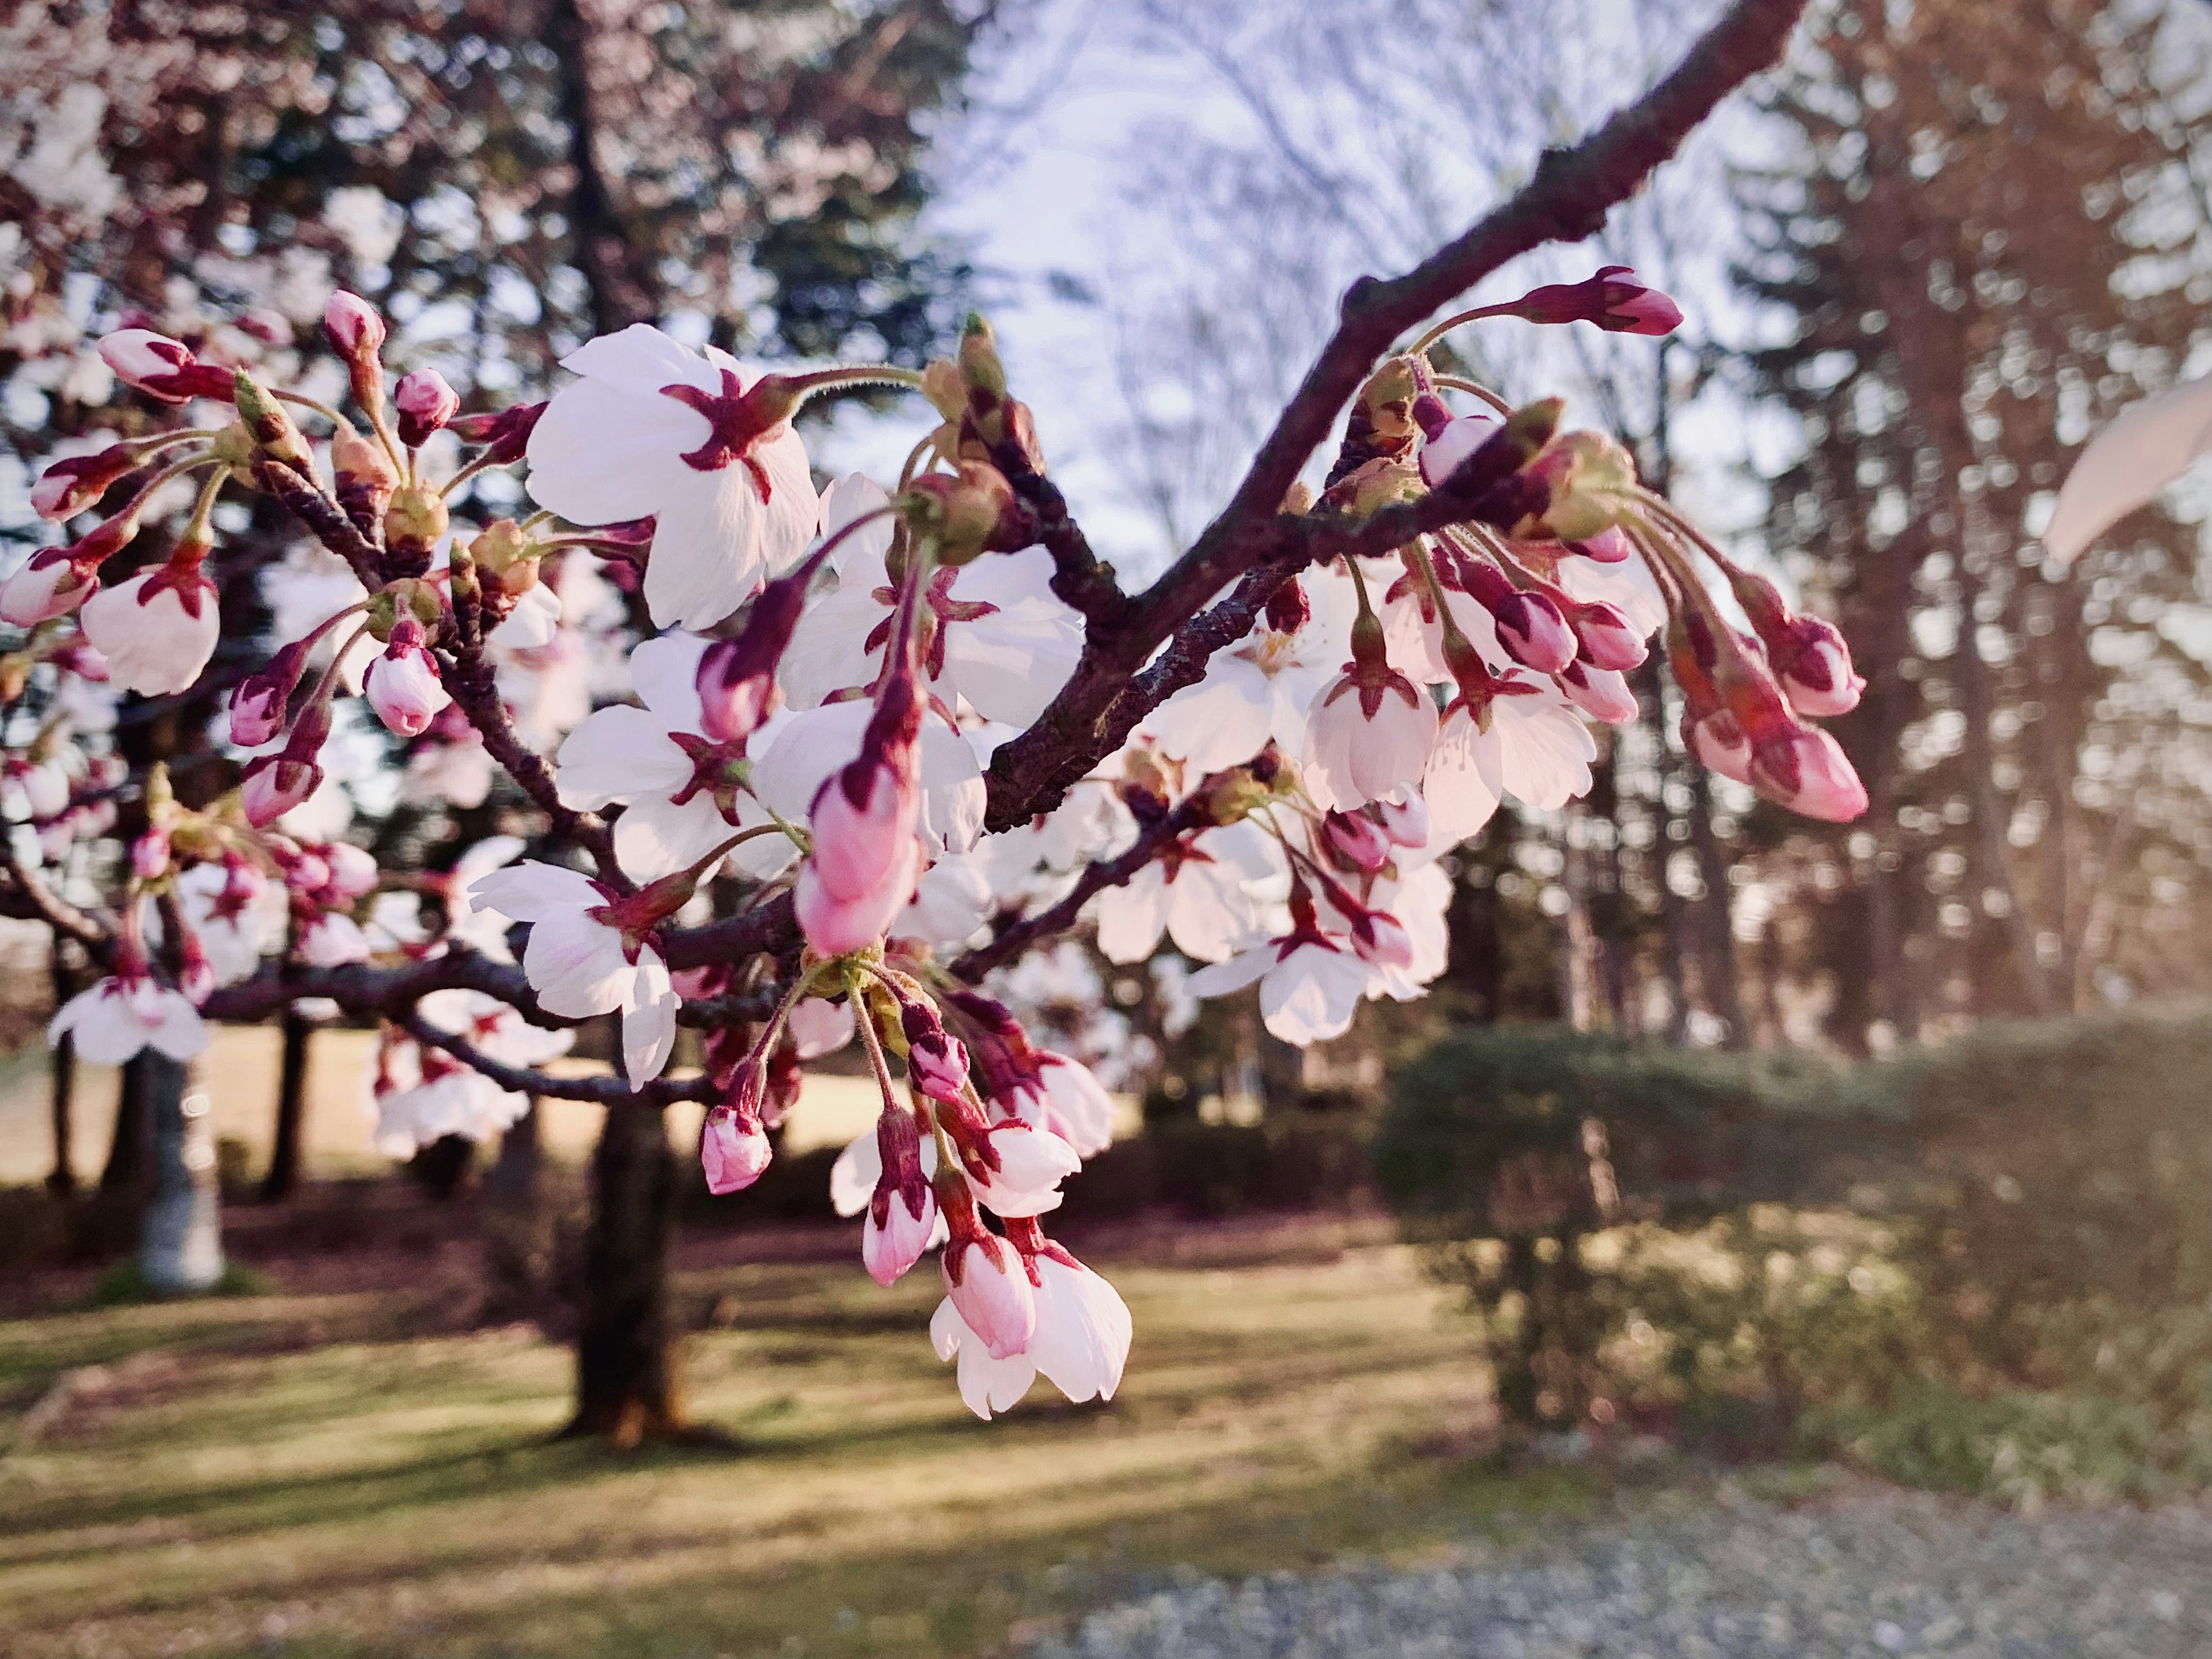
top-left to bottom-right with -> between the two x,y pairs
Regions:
0,1230 -> 1619,1659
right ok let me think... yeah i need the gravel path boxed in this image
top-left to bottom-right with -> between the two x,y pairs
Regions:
1029,1479 -> 2212,1658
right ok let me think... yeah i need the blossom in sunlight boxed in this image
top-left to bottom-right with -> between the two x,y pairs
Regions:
469,861 -> 679,1083
82,562 -> 220,696
50,964 -> 208,1065
524,325 -> 820,630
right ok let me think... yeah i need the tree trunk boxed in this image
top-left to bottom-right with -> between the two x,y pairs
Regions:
482,1099 -> 552,1325
563,1100 -> 687,1444
1687,768 -> 1747,1048
139,1055 -> 225,1293
259,1007 -> 313,1202
101,1051 -> 158,1195
47,942 -> 77,1197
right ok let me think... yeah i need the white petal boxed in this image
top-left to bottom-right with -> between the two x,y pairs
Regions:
2046,374 -> 2212,566
555,706 -> 691,811
628,632 -> 712,731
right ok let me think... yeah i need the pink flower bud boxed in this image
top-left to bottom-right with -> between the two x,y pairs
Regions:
448,402 -> 546,464
229,640 -> 311,748
1684,710 -> 1753,786
1349,907 -> 1414,970
696,569 -> 804,744
1491,590 -> 1577,673
1775,616 -> 1865,718
394,368 -> 460,448
32,446 -> 139,521
1566,527 -> 1634,564
1505,266 -> 1683,336
900,999 -> 970,1102
796,836 -> 920,957
1418,413 -> 1498,490
363,619 -> 450,737
1323,808 -> 1391,872
241,755 -> 322,827
701,1106 -> 774,1194
1558,661 -> 1641,724
942,1235 -> 1036,1360
1749,724 -> 1868,823
323,292 -> 386,360
1570,601 -> 1648,672
863,1188 -> 939,1286
861,1104 -> 938,1284
0,550 -> 97,626
97,329 -> 233,403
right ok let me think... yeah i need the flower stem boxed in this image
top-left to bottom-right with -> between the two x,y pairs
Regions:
1407,303 -> 1516,357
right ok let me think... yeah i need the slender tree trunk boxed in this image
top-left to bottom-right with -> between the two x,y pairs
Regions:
102,1052 -> 157,1195
139,1056 -> 225,1293
563,1099 -> 685,1444
47,942 -> 77,1198
482,1099 -> 551,1324
1686,768 -> 1745,1048
259,1007 -> 313,1202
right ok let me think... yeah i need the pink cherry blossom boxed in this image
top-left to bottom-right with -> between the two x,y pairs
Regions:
942,1234 -> 1036,1361
82,566 -> 220,696
364,620 -> 451,737
525,325 -> 820,630
393,368 -> 460,447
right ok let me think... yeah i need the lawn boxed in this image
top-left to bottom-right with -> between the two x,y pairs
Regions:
0,1218 -> 1608,1659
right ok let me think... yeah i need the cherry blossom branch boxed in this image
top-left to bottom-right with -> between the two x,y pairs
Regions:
952,794 -> 1208,982
252,459 -> 385,589
0,848 -> 111,956
988,433 -> 1126,627
440,565 -> 628,891
402,1012 -> 716,1107
979,0 -> 1808,830
1195,0 -> 1805,545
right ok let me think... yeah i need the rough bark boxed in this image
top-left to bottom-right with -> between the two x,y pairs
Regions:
563,1096 -> 687,1445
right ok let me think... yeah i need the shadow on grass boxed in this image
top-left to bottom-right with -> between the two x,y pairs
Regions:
162,1446 -> 1613,1659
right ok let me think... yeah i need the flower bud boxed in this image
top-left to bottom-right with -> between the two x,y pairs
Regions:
363,617 -> 450,738
231,370 -> 313,468
1323,808 -> 1391,873
33,445 -> 142,521
1558,660 -> 1641,725
941,1232 -> 1036,1360
1570,600 -> 1649,672
0,548 -> 100,627
1748,722 -> 1868,822
863,1105 -> 937,1286
696,565 -> 804,744
394,368 -> 460,448
323,291 -> 387,360
332,425 -> 399,532
98,330 -> 236,403
1502,266 -> 1682,336
899,998 -> 970,1103
448,400 -> 547,464
702,1096 -> 774,1195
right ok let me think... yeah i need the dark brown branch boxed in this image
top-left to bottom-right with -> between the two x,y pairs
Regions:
253,459 -> 385,589
979,0 -> 1808,830
953,796 -> 1207,982
990,433 -> 1126,628
1,849 -> 111,957
403,1012 -> 714,1106
441,569 -> 628,889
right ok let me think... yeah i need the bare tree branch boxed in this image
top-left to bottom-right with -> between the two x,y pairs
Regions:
979,0 -> 1809,829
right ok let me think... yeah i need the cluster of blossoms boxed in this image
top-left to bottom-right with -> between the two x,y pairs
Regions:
10,262 -> 1863,1419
